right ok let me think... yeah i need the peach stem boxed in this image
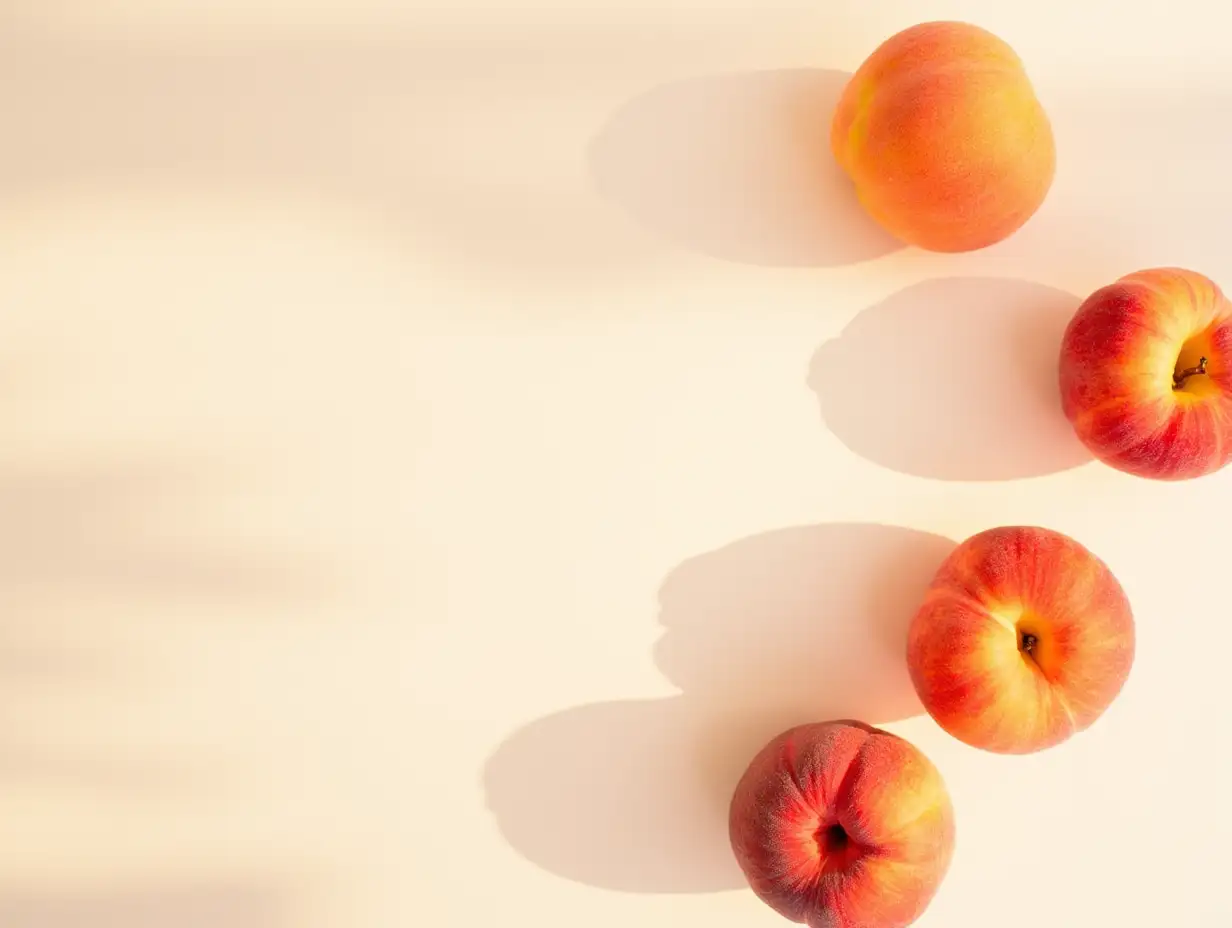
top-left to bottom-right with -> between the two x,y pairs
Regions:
1173,356 -> 1209,389
1020,632 -> 1039,654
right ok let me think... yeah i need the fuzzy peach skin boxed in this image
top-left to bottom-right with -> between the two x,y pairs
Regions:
1059,267 -> 1232,480
830,21 -> 1055,252
729,720 -> 954,928
907,526 -> 1134,755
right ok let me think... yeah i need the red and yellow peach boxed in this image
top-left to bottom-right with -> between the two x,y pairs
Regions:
1059,266 -> 1232,480
729,720 -> 955,928
907,526 -> 1135,754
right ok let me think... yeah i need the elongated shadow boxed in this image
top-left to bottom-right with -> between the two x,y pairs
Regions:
484,522 -> 954,892
809,277 -> 1092,481
0,459 -> 333,603
588,69 -> 902,267
0,879 -> 293,928
0,442 -> 334,798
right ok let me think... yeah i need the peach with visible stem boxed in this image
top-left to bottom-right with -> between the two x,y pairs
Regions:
908,525 -> 1135,754
1059,266 -> 1232,480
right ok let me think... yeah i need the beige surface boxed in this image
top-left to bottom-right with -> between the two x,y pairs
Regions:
2,2 -> 1229,925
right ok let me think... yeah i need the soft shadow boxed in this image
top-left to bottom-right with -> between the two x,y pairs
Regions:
809,277 -> 1093,481
0,451 -> 333,799
0,458 -> 333,603
484,523 -> 955,893
587,69 -> 902,267
0,30 -> 657,291
0,880 -> 292,928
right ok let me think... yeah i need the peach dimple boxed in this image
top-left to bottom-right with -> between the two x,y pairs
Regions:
729,720 -> 954,928
831,21 -> 1055,252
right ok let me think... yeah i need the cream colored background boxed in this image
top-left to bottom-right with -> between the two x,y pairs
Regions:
1,1 -> 1227,925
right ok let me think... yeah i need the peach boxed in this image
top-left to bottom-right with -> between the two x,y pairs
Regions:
1059,266 -> 1232,480
729,720 -> 954,928
830,21 -> 1055,252
907,526 -> 1134,754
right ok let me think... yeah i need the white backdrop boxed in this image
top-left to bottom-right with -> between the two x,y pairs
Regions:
1,2 -> 1227,925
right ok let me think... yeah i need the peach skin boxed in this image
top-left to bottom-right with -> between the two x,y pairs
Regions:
907,526 -> 1134,755
830,21 -> 1055,252
729,720 -> 954,928
1059,266 -> 1232,480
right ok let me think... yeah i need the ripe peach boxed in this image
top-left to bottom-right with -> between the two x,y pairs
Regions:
907,526 -> 1134,754
729,720 -> 954,928
1059,266 -> 1232,480
830,21 -> 1055,252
